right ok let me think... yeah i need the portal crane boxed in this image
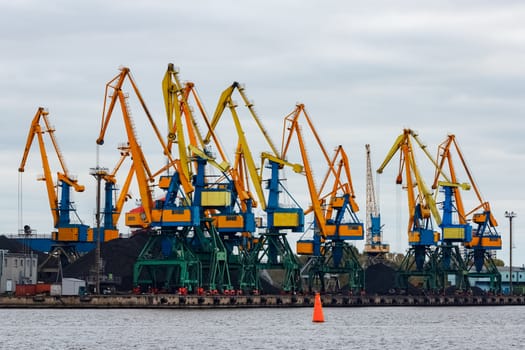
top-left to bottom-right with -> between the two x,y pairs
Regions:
135,64 -> 261,294
95,67 -> 222,293
18,107 -> 90,269
364,144 -> 390,261
280,104 -> 364,293
163,64 -> 256,239
433,134 -> 502,292
377,129 -> 471,292
97,67 -> 166,229
206,82 -> 303,293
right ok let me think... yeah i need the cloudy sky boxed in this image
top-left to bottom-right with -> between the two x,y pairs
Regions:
1,1 -> 524,266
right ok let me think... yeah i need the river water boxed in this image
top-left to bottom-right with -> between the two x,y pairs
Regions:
0,306 -> 523,349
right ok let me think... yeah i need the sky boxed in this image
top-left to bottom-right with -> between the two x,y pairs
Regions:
1,0 -> 524,266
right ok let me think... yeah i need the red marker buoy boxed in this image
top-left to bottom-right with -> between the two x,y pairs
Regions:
312,292 -> 325,323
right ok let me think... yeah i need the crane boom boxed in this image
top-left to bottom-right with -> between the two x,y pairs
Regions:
205,82 -> 281,210
364,144 -> 389,255
376,129 -> 440,247
281,104 -> 362,241
433,134 -> 501,251
19,107 -> 88,241
96,67 -> 178,228
279,103 -> 364,293
366,144 -> 378,219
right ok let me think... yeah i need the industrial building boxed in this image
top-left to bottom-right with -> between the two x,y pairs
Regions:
0,250 -> 38,293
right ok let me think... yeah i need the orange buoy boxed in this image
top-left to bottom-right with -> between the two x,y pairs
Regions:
312,292 -> 325,323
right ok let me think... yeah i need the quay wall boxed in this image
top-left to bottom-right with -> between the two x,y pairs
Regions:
1,294 -> 524,308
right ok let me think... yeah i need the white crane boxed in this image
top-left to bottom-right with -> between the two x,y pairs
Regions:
364,144 -> 389,259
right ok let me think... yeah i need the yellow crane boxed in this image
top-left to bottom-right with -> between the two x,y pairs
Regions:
377,129 -> 474,292
205,82 -> 304,292
432,134 -> 502,292
377,129 -> 441,249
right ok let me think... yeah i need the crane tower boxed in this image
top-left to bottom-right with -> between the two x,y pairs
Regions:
364,144 -> 389,261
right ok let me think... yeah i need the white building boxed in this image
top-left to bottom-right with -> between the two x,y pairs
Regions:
0,250 -> 38,293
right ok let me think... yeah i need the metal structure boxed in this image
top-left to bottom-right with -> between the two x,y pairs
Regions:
163,65 -> 258,287
281,104 -> 364,293
364,144 -> 389,262
160,65 -> 261,293
97,66 -> 241,294
505,211 -> 516,294
18,107 -> 89,269
206,82 -> 303,293
12,64 -> 518,300
433,134 -> 502,293
377,129 -> 471,293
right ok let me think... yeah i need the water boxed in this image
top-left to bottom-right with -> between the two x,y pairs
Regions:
0,306 -> 523,349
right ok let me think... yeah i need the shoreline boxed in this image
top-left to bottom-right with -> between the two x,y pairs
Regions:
1,294 -> 524,309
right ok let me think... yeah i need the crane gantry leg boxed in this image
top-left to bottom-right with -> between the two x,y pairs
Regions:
240,231 -> 302,294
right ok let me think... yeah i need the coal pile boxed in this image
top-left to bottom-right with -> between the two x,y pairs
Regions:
0,235 -> 54,266
62,232 -> 289,293
0,235 -> 30,253
63,232 -> 149,291
365,263 -> 396,294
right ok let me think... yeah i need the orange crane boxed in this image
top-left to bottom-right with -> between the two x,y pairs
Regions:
280,104 -> 364,293
96,66 -> 190,229
19,107 -> 89,243
433,134 -> 502,292
99,65 -> 236,293
18,107 -> 92,273
96,66 -> 213,293
97,67 -> 154,229
377,129 -> 473,292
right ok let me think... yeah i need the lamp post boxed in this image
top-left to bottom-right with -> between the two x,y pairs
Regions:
90,166 -> 108,295
505,211 -> 516,295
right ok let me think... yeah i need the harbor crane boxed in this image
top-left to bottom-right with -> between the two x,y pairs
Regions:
19,107 -> 89,267
206,82 -> 304,293
98,66 -> 236,294
377,129 -> 471,292
432,134 -> 502,292
281,104 -> 364,293
364,144 -> 390,263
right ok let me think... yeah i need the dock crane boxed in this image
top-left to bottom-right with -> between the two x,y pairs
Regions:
433,134 -> 502,292
206,82 -> 304,293
280,104 -> 364,293
96,67 -> 162,229
18,107 -> 91,277
150,63 -> 264,293
96,66 -> 192,291
377,129 -> 471,292
97,66 -> 235,294
163,64 -> 256,243
364,144 -> 390,263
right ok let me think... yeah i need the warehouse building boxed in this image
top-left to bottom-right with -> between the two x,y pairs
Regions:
0,250 -> 38,293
